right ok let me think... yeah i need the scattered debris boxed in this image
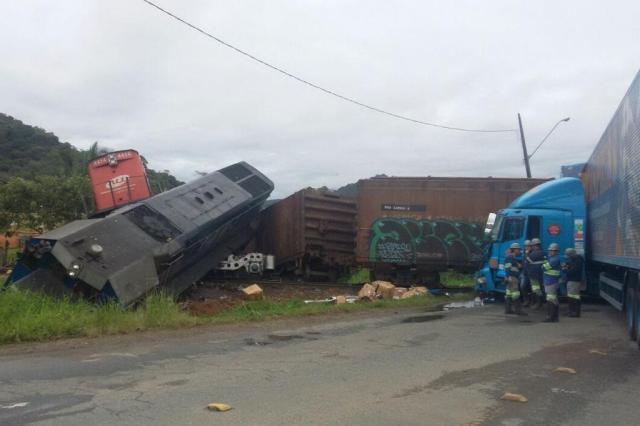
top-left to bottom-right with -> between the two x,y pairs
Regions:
393,287 -> 408,299
551,388 -> 578,394
401,286 -> 429,299
241,284 -> 264,301
0,402 -> 29,409
444,299 -> 483,310
501,392 -> 528,403
304,297 -> 336,304
207,403 -> 233,412
373,280 -> 396,299
335,295 -> 347,305
358,283 -> 378,301
554,367 -> 577,374
589,349 -> 608,356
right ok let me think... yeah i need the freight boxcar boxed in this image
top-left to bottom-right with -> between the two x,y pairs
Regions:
256,188 -> 357,280
356,177 -> 550,283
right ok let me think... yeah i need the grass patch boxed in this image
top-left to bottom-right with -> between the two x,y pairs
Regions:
338,267 -> 371,284
0,290 -> 197,344
0,287 -> 452,345
441,271 -> 475,288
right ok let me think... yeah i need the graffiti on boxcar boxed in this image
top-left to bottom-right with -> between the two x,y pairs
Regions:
368,218 -> 484,265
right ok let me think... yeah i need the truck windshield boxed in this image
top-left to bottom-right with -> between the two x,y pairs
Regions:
489,214 -> 504,241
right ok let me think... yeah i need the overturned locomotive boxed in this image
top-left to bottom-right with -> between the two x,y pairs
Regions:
5,162 -> 273,306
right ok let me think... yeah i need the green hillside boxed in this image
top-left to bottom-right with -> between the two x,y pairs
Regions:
0,113 -> 183,231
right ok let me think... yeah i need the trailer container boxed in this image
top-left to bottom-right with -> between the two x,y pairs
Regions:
256,189 -> 357,280
356,177 -> 549,283
477,69 -> 640,344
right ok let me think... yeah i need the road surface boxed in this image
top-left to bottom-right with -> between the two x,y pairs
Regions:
0,302 -> 638,425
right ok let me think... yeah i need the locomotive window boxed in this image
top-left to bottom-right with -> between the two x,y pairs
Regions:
124,205 -> 181,242
220,163 -> 251,181
204,191 -> 214,200
500,217 -> 525,242
239,175 -> 271,197
195,196 -> 204,204
214,187 -> 223,195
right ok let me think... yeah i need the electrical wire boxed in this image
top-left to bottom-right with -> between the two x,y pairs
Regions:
140,0 -> 517,133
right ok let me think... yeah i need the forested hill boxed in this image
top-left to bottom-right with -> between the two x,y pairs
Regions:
0,113 -> 81,181
0,113 -> 182,191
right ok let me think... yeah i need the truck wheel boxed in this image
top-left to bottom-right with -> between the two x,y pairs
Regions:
625,283 -> 637,341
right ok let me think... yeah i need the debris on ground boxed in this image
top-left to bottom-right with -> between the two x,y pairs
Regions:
589,349 -> 608,356
304,295 -> 359,305
207,403 -> 232,412
182,299 -> 234,316
501,392 -> 528,403
393,287 -> 408,299
241,284 -> 264,301
554,367 -> 577,374
358,283 -> 378,301
401,286 -> 429,299
373,281 -> 396,299
304,297 -> 337,304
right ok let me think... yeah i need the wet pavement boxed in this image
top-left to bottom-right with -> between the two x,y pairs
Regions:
0,302 -> 638,425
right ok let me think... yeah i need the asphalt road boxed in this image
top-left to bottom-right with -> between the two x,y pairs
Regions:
0,302 -> 638,425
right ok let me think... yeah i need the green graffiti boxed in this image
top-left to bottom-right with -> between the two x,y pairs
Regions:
368,218 -> 484,265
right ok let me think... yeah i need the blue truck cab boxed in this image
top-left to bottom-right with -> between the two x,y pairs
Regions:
476,178 -> 587,294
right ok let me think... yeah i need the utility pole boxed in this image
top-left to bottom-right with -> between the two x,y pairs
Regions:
518,113 -> 532,178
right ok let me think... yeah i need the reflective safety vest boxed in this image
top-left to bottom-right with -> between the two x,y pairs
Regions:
504,255 -> 522,278
543,255 -> 561,285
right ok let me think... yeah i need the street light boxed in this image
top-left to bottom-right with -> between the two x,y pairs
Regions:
517,114 -> 570,178
528,117 -> 571,160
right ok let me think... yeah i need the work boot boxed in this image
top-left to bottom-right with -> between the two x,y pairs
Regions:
505,298 -> 515,315
564,299 -> 573,316
553,303 -> 560,322
535,294 -> 545,310
523,294 -> 531,308
504,297 -> 515,315
529,293 -> 537,309
542,302 -> 558,322
513,299 -> 528,316
568,299 -> 581,318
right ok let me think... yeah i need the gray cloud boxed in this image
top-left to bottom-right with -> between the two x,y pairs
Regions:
1,0 -> 639,197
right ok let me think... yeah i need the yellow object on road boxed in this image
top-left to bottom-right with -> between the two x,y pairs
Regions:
207,403 -> 233,412
501,393 -> 528,402
555,367 -> 577,374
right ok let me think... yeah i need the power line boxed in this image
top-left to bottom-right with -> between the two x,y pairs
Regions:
140,0 -> 517,133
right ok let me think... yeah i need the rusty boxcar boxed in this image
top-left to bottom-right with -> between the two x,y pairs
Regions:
256,188 -> 357,280
356,177 -> 550,283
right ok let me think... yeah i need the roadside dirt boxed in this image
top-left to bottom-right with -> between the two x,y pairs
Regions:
180,281 -> 360,315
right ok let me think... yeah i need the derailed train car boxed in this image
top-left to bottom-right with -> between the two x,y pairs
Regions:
5,162 -> 273,306
256,188 -> 357,280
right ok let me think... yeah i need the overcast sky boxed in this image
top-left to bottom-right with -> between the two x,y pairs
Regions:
1,0 -> 639,197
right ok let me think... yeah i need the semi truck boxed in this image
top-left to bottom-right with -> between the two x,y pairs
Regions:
476,69 -> 640,344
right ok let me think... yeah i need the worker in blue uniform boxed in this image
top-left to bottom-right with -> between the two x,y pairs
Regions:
504,243 -> 527,316
526,238 -> 545,310
542,243 -> 562,322
563,248 -> 584,317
